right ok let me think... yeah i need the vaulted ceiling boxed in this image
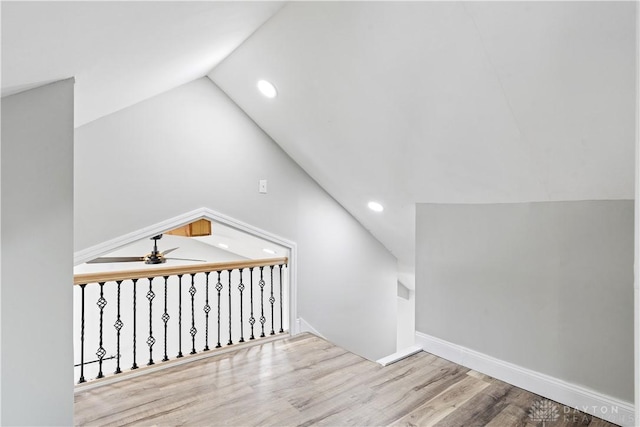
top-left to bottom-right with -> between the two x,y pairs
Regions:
2,2 -> 636,285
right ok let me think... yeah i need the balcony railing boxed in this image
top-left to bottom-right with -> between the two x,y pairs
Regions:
74,257 -> 288,384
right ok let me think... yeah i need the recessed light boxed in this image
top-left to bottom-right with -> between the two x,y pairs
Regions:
368,201 -> 384,212
263,248 -> 276,255
257,80 -> 277,98
218,243 -> 229,249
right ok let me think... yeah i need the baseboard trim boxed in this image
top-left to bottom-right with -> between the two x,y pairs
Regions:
377,344 -> 423,367
296,317 -> 325,338
415,331 -> 635,427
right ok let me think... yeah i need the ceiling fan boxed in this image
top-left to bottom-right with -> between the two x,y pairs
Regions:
87,234 -> 206,265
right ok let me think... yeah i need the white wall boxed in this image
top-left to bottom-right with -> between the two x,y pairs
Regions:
74,77 -> 397,361
1,79 -> 75,425
416,201 -> 634,404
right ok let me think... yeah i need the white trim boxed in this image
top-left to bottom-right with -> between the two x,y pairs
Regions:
296,317 -> 324,338
415,331 -> 635,427
376,344 -> 423,367
73,207 -> 299,339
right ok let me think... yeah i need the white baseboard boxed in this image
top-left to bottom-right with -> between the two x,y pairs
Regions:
415,331 -> 635,427
377,344 -> 423,366
296,317 -> 325,338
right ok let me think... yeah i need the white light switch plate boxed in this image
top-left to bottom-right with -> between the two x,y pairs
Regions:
259,179 -> 267,194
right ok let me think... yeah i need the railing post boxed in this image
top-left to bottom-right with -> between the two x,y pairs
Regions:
162,276 -> 170,362
96,282 -> 107,379
78,284 -> 87,384
177,274 -> 183,358
131,278 -> 139,370
189,273 -> 197,355
269,265 -> 275,336
259,266 -> 266,338
146,277 -> 156,365
249,267 -> 255,340
203,272 -> 211,351
114,280 -> 123,374
238,268 -> 245,343
279,264 -> 285,333
215,271 -> 222,348
227,269 -> 233,346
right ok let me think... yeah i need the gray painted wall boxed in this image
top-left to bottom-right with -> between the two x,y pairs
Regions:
416,201 -> 633,402
1,79 -> 75,425
75,77 -> 397,361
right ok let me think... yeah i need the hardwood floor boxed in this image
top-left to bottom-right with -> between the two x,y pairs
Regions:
74,333 -> 617,426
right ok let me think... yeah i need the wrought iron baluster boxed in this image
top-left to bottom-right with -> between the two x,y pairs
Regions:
96,282 -> 107,379
238,268 -> 245,343
132,278 -> 138,370
114,280 -> 123,374
269,265 -> 275,335
249,268 -> 255,340
177,274 -> 183,358
146,277 -> 156,365
203,272 -> 211,351
189,274 -> 197,355
227,270 -> 233,345
215,271 -> 222,348
259,266 -> 266,338
78,284 -> 87,384
162,276 -> 170,362
279,264 -> 284,333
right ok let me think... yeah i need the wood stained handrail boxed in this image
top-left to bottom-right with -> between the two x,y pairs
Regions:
74,257 -> 288,285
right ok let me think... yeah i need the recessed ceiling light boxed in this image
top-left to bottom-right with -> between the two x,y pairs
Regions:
257,80 -> 277,98
263,248 -> 276,255
218,243 -> 229,249
368,201 -> 384,212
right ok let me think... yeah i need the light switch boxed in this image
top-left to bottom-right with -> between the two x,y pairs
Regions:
259,179 -> 267,194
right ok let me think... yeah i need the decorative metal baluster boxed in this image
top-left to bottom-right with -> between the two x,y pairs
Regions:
279,264 -> 284,333
203,272 -> 211,351
259,266 -> 266,338
269,265 -> 275,335
114,280 -> 123,374
146,277 -> 156,365
238,268 -> 245,343
249,268 -> 255,340
189,274 -> 197,354
78,284 -> 87,384
177,275 -> 183,358
132,278 -> 139,370
215,271 -> 222,348
162,276 -> 170,362
227,270 -> 233,345
96,282 -> 107,379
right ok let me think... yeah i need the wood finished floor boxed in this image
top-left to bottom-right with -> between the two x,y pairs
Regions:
74,333 -> 617,427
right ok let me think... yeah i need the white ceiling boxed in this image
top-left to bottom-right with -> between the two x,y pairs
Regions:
1,1 -> 284,126
3,2 -> 636,285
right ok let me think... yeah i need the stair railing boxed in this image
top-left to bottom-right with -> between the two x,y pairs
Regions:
74,257 -> 288,384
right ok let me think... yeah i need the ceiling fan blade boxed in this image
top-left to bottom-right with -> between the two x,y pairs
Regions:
87,256 -> 146,264
165,257 -> 207,263
160,247 -> 179,256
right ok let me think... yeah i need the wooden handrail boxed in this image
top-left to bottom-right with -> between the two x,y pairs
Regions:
74,257 -> 288,285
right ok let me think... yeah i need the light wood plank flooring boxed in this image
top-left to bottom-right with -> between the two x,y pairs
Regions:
75,333 -> 617,426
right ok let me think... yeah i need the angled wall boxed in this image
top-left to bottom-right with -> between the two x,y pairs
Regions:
416,201 -> 633,411
74,77 -> 397,361
1,79 -> 75,425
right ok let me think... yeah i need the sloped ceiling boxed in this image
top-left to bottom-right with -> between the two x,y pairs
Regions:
209,2 -> 636,279
2,2 -> 636,286
1,1 -> 284,126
